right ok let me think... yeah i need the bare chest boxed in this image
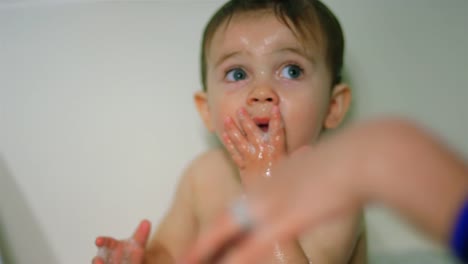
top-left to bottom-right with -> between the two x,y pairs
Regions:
194,173 -> 243,233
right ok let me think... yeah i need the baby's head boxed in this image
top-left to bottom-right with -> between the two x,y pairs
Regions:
195,0 -> 351,152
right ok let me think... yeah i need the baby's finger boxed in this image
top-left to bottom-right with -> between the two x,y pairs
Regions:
109,246 -> 124,264
92,256 -> 105,264
237,108 -> 262,144
224,116 -> 250,157
95,237 -> 105,247
269,106 -> 286,153
223,132 -> 244,167
95,237 -> 117,249
132,219 -> 151,247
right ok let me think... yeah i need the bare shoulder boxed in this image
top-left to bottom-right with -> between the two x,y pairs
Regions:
187,148 -> 234,173
188,148 -> 242,225
183,148 -> 239,187
166,148 -> 236,201
156,148 -> 233,220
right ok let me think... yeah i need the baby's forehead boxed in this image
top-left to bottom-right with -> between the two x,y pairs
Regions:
207,11 -> 325,62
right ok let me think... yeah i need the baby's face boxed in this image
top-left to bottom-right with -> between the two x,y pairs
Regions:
203,12 -> 335,152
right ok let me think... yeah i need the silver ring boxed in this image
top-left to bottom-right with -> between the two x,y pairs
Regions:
230,197 -> 254,231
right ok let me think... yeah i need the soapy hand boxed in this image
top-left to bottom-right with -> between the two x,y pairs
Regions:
92,220 -> 151,264
222,106 -> 286,189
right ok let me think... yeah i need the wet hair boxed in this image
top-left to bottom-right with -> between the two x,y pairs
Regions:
200,0 -> 345,91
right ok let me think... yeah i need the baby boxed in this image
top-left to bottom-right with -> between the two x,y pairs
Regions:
93,0 -> 366,263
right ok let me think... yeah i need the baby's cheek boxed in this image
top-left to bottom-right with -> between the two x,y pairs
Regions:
214,107 -> 236,132
284,113 -> 322,151
215,115 -> 228,134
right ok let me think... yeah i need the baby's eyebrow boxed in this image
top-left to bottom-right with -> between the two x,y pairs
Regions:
213,47 -> 316,69
214,50 -> 244,69
273,47 -> 317,65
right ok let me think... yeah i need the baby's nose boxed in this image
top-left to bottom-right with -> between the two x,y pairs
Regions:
247,85 -> 279,105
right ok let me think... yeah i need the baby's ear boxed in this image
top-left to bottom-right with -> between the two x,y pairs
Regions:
194,91 -> 215,132
324,83 -> 351,129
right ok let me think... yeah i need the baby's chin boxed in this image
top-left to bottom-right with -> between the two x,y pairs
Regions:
287,136 -> 318,151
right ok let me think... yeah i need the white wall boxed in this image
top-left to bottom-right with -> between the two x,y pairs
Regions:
0,1 -> 466,263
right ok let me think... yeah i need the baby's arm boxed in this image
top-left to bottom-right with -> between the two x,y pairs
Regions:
92,164 -> 198,264
144,159 -> 201,263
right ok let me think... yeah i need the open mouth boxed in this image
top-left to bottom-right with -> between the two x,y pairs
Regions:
253,117 -> 270,132
257,123 -> 269,132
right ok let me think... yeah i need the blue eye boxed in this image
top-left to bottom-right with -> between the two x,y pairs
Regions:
226,68 -> 247,82
281,64 -> 303,79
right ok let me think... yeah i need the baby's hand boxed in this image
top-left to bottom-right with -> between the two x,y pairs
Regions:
222,106 -> 286,189
92,220 -> 151,264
